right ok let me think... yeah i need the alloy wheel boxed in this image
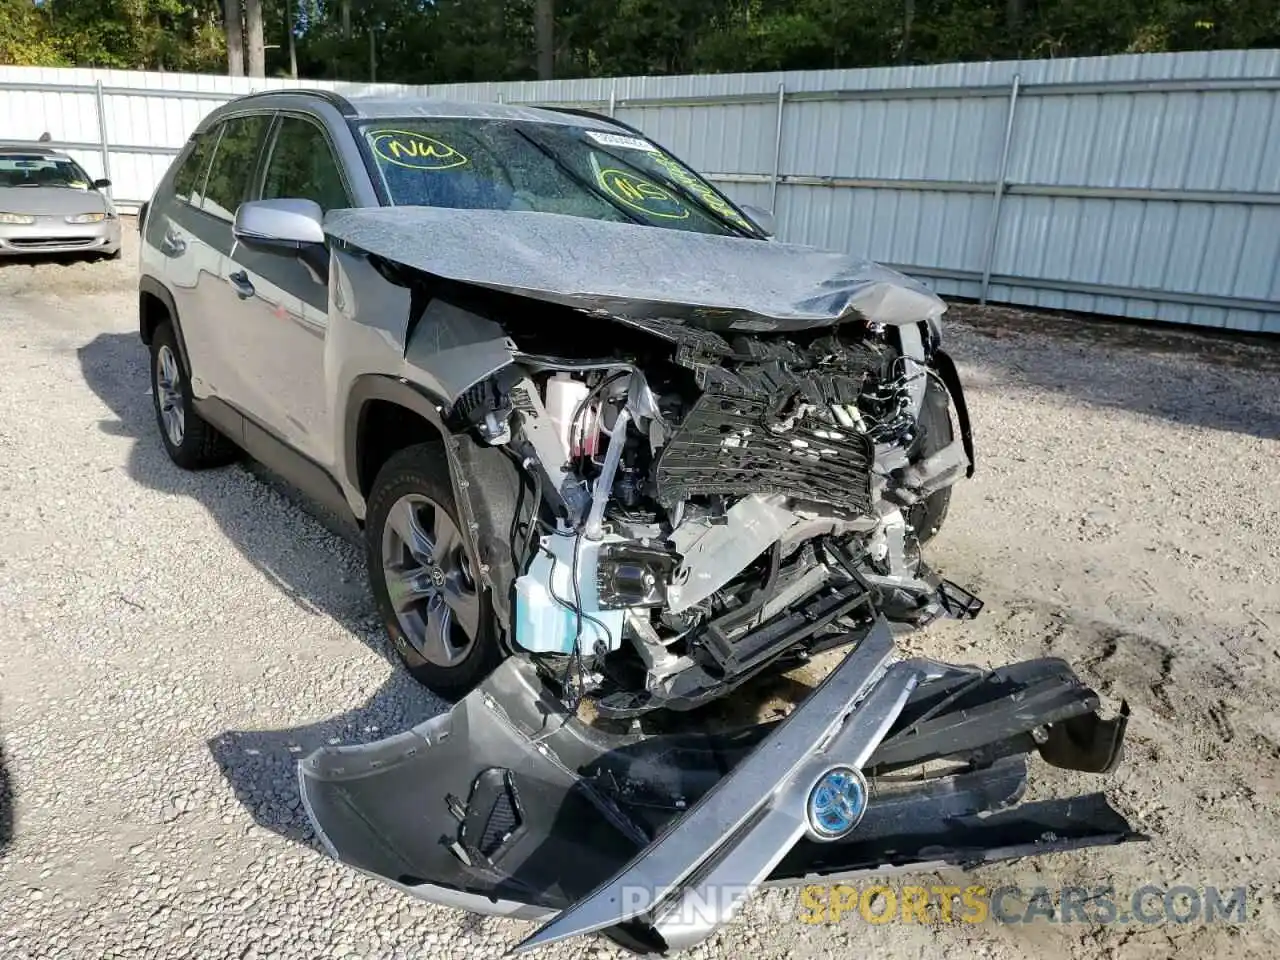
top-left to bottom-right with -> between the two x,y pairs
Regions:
380,493 -> 480,667
155,344 -> 185,448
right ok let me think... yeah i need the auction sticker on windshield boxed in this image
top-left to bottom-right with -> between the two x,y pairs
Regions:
369,130 -> 468,170
585,130 -> 659,152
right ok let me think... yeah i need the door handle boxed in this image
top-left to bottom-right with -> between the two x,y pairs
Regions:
227,269 -> 255,300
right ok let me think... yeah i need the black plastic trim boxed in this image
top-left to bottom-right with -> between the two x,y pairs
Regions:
772,787 -> 1144,882
137,275 -> 191,373
932,347 -> 976,478
346,375 -> 533,630
193,396 -> 357,525
343,374 -> 449,497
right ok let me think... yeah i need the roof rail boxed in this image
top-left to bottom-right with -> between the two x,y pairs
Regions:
537,105 -> 644,135
0,140 -> 65,155
223,87 -> 358,118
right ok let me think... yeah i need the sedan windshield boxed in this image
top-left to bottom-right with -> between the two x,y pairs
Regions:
355,118 -> 763,238
0,155 -> 94,189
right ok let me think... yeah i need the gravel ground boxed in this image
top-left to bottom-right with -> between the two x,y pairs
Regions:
1,222 -> 1278,960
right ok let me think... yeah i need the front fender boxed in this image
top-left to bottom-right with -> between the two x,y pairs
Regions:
330,245 -> 515,406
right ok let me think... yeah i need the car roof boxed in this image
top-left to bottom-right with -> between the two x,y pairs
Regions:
0,145 -> 71,160
200,89 -> 622,132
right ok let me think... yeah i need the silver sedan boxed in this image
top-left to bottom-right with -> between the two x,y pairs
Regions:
0,146 -> 122,258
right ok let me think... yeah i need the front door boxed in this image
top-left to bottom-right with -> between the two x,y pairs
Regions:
224,113 -> 354,469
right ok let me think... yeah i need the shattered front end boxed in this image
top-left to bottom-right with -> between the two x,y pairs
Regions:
305,208 -> 1140,953
299,616 -> 1137,955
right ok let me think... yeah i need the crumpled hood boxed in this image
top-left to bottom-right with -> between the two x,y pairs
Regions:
0,185 -> 109,217
324,206 -> 946,332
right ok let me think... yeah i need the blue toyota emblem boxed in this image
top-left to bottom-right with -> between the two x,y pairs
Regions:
806,766 -> 868,841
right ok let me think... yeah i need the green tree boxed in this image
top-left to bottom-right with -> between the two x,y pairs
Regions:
0,0 -> 62,65
1,0 -> 1277,80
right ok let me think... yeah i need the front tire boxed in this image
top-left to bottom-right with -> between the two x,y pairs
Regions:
365,443 -> 503,700
149,321 -> 237,469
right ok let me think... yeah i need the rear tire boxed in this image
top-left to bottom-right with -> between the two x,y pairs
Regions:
365,443 -> 503,701
149,321 -> 238,469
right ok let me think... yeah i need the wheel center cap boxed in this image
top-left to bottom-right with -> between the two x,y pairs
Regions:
429,566 -> 447,588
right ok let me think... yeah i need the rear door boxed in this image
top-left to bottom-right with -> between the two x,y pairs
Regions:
227,113 -> 354,468
183,113 -> 273,410
143,130 -> 219,394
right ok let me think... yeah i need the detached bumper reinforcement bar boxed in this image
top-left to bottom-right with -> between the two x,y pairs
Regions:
513,616 -> 924,954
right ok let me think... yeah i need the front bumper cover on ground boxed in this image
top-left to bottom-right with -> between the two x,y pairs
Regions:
298,617 -> 1139,955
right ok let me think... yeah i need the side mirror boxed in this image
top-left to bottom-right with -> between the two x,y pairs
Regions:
233,198 -> 325,252
739,203 -> 776,238
93,178 -> 112,190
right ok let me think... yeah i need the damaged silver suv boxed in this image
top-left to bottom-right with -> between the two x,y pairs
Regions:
139,91 -> 1134,955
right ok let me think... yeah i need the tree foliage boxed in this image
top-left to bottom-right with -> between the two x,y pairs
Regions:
1,0 -> 1276,79
2,0 -> 227,70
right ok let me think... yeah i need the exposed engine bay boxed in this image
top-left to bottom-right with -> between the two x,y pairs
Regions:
451,311 -> 977,716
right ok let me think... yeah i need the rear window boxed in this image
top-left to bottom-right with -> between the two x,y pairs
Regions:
171,134 -> 215,206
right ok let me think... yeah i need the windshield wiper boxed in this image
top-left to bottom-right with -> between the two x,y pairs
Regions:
509,126 -> 646,227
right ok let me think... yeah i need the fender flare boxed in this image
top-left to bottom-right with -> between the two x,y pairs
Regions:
138,274 -> 193,375
343,374 -> 451,497
343,375 -> 518,631
931,347 -> 976,478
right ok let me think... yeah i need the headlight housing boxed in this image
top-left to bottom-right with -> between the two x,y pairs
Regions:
65,212 -> 107,224
0,212 -> 36,225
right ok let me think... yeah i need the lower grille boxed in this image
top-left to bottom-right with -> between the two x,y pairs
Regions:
654,388 -> 875,515
7,237 -> 97,248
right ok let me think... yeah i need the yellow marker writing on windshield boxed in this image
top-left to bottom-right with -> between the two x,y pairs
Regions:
597,168 -> 689,220
369,130 -> 468,170
650,153 -> 751,229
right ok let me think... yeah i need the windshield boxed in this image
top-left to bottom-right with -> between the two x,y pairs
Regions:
0,155 -> 95,189
355,118 -> 763,238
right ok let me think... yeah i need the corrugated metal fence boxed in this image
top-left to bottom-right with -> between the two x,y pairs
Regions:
2,51 -> 1278,333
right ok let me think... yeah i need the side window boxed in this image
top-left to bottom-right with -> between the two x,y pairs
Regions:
261,116 -> 351,213
171,132 -> 214,206
201,114 -> 269,221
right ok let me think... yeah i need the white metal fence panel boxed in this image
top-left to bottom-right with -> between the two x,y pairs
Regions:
1,51 -> 1277,333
